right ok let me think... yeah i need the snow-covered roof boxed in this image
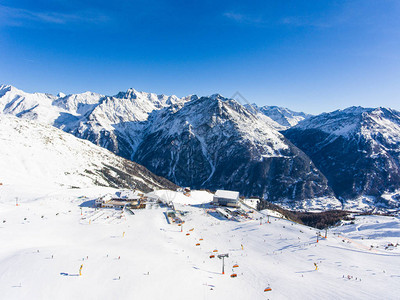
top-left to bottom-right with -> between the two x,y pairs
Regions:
117,190 -> 140,199
214,190 -> 239,200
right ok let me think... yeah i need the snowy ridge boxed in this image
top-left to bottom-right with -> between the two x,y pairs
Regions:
52,91 -> 103,115
290,106 -> 400,142
0,84 -> 61,124
292,106 -> 371,137
251,104 -> 312,129
0,114 -> 176,192
0,84 -> 191,125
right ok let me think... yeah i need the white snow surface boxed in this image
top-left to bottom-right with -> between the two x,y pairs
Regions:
0,84 -> 190,125
255,105 -> 311,129
0,187 -> 399,299
148,190 -> 213,205
0,114 -> 163,190
242,198 -> 260,210
292,106 -> 400,142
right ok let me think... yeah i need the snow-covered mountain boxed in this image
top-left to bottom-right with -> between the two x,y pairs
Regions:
0,114 -> 177,192
0,85 -> 189,123
134,95 -> 337,206
251,104 -> 311,129
284,106 -> 400,208
0,84 -> 195,159
5,84 -> 400,210
0,85 -> 336,206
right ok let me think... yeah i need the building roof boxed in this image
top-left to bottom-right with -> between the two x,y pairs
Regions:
214,190 -> 239,200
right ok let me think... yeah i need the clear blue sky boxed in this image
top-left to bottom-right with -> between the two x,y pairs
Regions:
1,0 -> 400,114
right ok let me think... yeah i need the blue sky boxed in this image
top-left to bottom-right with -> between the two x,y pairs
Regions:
1,0 -> 400,114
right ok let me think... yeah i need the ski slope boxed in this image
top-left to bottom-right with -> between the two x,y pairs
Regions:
0,114 -> 176,192
0,186 -> 399,299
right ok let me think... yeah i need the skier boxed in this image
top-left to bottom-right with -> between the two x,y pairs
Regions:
79,265 -> 83,276
314,263 -> 318,270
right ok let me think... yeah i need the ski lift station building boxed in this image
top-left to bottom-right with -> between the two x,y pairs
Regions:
213,190 -> 240,207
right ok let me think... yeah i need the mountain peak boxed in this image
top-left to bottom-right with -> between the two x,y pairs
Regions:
0,84 -> 22,95
257,105 -> 311,129
115,88 -> 140,99
127,87 -> 138,92
0,84 -> 12,97
340,106 -> 372,115
0,84 -> 11,90
210,93 -> 225,100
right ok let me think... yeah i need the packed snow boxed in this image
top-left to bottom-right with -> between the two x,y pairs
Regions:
0,114 -> 171,191
1,186 -> 399,299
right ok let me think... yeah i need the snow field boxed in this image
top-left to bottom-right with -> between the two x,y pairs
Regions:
1,187 -> 400,299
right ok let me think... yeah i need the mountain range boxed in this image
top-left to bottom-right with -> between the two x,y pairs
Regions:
1,84 -> 400,210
